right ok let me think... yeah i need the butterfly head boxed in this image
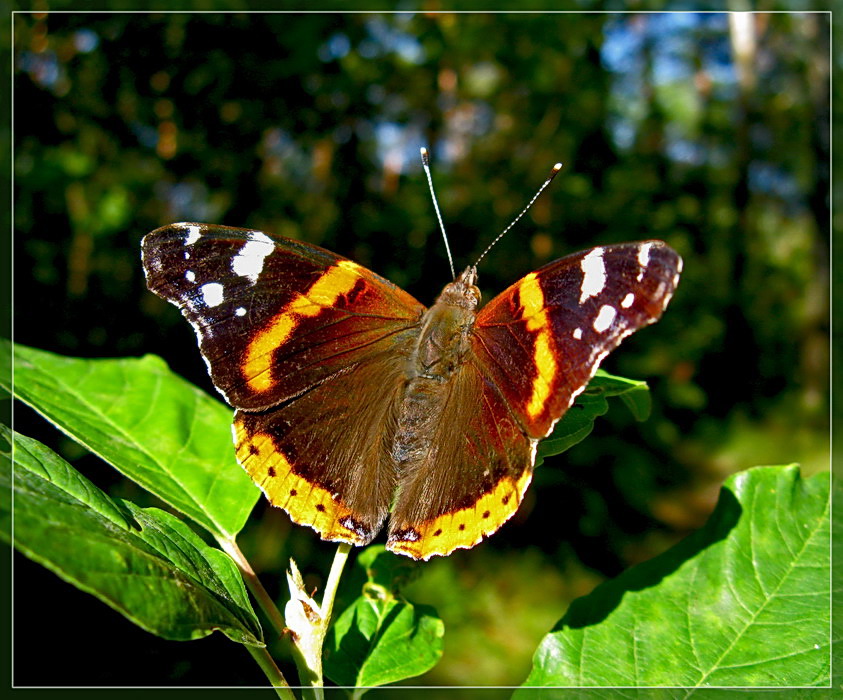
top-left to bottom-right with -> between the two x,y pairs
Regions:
437,265 -> 480,309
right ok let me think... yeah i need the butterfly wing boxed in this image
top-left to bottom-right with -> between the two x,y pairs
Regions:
142,222 -> 426,544
387,360 -> 535,559
233,349 -> 410,545
387,241 -> 682,559
142,223 -> 424,410
472,241 -> 682,438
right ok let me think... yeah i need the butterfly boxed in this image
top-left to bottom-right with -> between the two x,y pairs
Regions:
141,216 -> 681,560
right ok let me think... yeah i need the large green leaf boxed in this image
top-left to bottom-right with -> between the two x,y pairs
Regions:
831,475 -> 843,695
518,465 -> 830,689
2,426 -> 263,646
325,546 -> 444,692
3,341 -> 258,538
537,369 -> 651,465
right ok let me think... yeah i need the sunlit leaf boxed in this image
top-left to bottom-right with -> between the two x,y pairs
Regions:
2,426 -> 263,646
2,341 -> 258,539
325,546 -> 444,691
519,466 -> 830,688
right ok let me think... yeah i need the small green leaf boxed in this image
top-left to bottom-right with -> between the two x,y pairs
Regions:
3,426 -> 263,646
3,341 -> 258,539
537,392 -> 609,463
537,370 -> 650,464
325,546 -> 444,691
617,383 -> 652,421
519,465 -> 830,688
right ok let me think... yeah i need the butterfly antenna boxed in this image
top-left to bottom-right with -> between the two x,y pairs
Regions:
420,147 -> 456,279
474,162 -> 563,267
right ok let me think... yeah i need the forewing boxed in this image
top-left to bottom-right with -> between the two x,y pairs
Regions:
142,222 -> 425,410
387,363 -> 534,560
472,241 -> 682,438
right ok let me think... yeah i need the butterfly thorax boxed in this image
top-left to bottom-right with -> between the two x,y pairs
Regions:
408,266 -> 480,382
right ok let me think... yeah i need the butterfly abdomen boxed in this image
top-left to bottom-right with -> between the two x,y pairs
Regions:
391,282 -> 478,467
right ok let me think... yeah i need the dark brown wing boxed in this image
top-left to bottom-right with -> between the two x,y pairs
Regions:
386,241 -> 682,559
472,241 -> 682,438
142,222 -> 426,544
386,361 -> 534,560
234,348 -> 413,545
142,222 -> 425,411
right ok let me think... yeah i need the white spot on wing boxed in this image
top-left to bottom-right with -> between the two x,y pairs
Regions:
200,282 -> 224,308
579,248 -> 606,303
621,292 -> 634,308
185,270 -> 196,283
636,242 -> 654,281
235,307 -> 247,317
185,225 -> 202,246
232,231 -> 274,284
572,327 -> 583,340
593,304 -> 617,333
672,257 -> 683,290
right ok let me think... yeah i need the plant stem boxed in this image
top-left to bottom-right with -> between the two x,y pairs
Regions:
321,542 -> 352,626
289,543 -> 354,699
218,535 -> 287,638
245,644 -> 298,700
219,536 -> 353,699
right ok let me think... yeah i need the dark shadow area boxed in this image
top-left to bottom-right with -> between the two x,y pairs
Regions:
558,486 -> 741,631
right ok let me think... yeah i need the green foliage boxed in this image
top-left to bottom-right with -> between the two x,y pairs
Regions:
325,547 -> 444,691
519,466 -> 830,688
4,339 -> 831,691
3,340 -> 258,538
1,425 -> 263,646
537,370 -> 650,465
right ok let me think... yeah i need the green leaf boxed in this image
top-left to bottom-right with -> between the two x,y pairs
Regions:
616,383 -> 652,422
2,426 -> 263,646
3,341 -> 258,539
537,369 -> 651,464
831,475 -> 843,694
518,465 -> 830,688
325,546 -> 444,691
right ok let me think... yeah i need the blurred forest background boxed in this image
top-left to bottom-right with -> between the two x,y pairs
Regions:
11,9 -> 829,689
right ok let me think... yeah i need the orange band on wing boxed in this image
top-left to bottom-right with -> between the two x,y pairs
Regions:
518,273 -> 558,419
242,260 -> 363,392
233,418 -> 371,545
387,466 -> 533,560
